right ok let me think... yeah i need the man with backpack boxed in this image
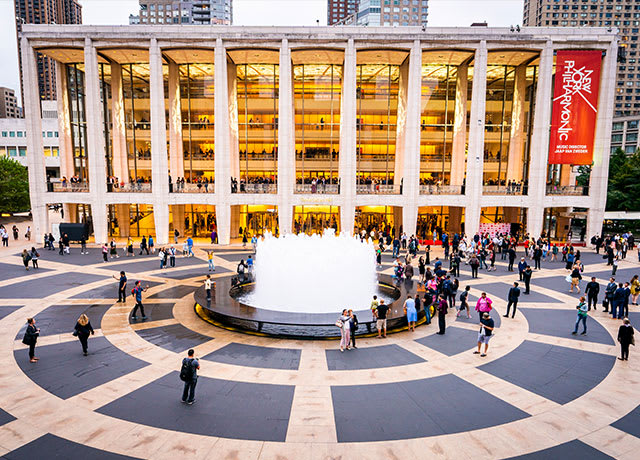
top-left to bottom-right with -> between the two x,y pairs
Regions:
180,349 -> 200,405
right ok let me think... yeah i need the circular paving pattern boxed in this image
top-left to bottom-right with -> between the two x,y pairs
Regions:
0,245 -> 639,459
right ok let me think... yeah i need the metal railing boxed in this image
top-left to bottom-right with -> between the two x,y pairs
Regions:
482,185 -> 528,195
419,184 -> 463,195
294,184 -> 340,194
50,182 -> 89,192
108,183 -> 152,193
232,183 -> 277,194
356,184 -> 402,195
170,183 -> 214,193
546,185 -> 589,196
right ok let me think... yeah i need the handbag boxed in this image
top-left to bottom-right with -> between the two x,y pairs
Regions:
565,275 -> 572,283
72,330 -> 78,337
335,320 -> 343,328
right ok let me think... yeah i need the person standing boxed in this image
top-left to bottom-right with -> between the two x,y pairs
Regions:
571,296 -> 588,335
569,264 -> 582,293
22,318 -> 40,363
469,253 -> 480,279
618,318 -> 634,361
518,257 -> 528,281
204,275 -> 213,307
131,281 -> 149,320
206,250 -> 215,271
612,283 -> 626,320
436,294 -> 448,335
113,271 -> 127,303
80,235 -> 87,255
630,275 -> 640,306
62,233 -> 70,254
169,246 -> 176,267
585,277 -> 600,311
110,239 -> 119,259
376,299 -> 389,338
180,349 -> 200,404
174,228 -> 180,244
126,237 -> 134,257
604,277 -> 616,313
159,248 -> 167,269
101,243 -> 109,262
623,281 -> 632,318
612,256 -> 619,276
532,246 -> 542,270
338,309 -> 351,351
148,235 -> 155,254
404,295 -> 417,332
504,282 -> 521,318
523,265 -> 533,294
74,314 -> 94,356
349,309 -> 358,349
507,246 -> 516,271
187,237 -> 194,257
21,249 -> 32,271
450,252 -> 461,277
474,312 -> 495,357
140,236 -> 149,255
475,292 -> 493,322
25,225 -> 31,241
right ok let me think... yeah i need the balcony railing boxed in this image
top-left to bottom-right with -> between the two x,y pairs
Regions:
546,185 -> 589,196
483,185 -> 528,195
356,184 -> 402,195
50,182 -> 89,192
170,183 -> 214,193
232,183 -> 277,194
419,184 -> 463,195
294,184 -> 340,194
108,183 -> 152,193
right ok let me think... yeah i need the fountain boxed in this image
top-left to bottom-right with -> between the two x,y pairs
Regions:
194,231 -> 421,338
241,230 -> 380,313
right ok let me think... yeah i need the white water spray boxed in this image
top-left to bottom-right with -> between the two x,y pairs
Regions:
241,230 -> 379,314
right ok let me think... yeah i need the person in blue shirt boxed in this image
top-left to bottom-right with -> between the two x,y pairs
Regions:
247,255 -> 254,274
148,235 -> 155,254
131,281 -> 149,320
186,237 -> 194,257
518,257 -> 528,281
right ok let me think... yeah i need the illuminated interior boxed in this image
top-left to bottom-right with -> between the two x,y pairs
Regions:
480,206 -> 526,229
169,204 -> 217,237
237,205 -> 279,237
417,206 -> 465,239
354,205 -> 400,235
66,63 -> 88,182
293,205 -> 340,235
107,204 -> 155,238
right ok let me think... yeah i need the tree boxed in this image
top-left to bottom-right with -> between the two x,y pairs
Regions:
606,147 -> 640,211
0,157 -> 30,213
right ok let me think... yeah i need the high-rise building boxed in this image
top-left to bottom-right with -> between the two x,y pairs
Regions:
327,0 -> 359,25
335,0 -> 429,27
14,0 -> 82,105
129,1 -> 233,25
0,87 -> 21,119
523,0 -> 637,116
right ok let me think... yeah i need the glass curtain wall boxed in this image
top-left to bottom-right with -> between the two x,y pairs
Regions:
239,205 -> 279,236
107,204 -> 155,237
180,63 -> 215,183
122,64 -> 152,183
237,63 -> 279,188
293,205 -> 340,235
293,64 -> 342,189
66,63 -> 89,183
99,64 -> 113,179
356,64 -> 399,186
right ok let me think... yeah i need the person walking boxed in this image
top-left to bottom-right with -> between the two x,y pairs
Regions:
523,265 -> 533,294
29,247 -> 40,269
475,292 -> 493,322
80,235 -> 87,255
338,309 -> 351,351
569,264 -> 582,293
469,253 -> 480,279
174,228 -> 180,244
148,235 -> 155,254
612,256 -> 619,276
631,275 -> 640,306
131,281 -> 149,320
376,299 -> 389,338
126,237 -> 135,257
585,277 -> 600,311
504,282 -> 521,318
458,285 -> 471,319
436,294 -> 448,335
187,237 -> 194,257
113,271 -> 127,303
404,295 -> 417,332
618,318 -> 634,361
101,243 -> 109,262
140,236 -> 149,255
349,309 -> 358,349
207,250 -> 215,271
180,349 -> 200,404
62,233 -> 70,254
21,249 -> 32,271
22,318 -> 40,363
571,296 -> 588,335
474,312 -> 495,357
73,314 -> 94,356
110,239 -> 119,259
604,277 -> 616,313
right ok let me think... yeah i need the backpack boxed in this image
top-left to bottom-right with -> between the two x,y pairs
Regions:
352,314 -> 359,331
180,358 -> 195,382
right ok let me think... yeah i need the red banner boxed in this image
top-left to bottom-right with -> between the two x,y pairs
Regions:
548,50 -> 602,165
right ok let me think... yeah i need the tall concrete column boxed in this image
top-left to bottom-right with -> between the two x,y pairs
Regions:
277,39 -> 294,235
168,61 -> 184,181
506,63 -> 527,182
587,40 -> 618,239
527,42 -> 554,238
401,40 -> 422,237
215,38 -> 232,208
339,39 -> 356,234
110,63 -> 129,184
55,62 -> 74,179
464,42 -> 488,235
150,38 -> 170,244
217,204 -> 231,244
22,37 -> 48,242
84,38 -> 108,244
451,62 -> 469,187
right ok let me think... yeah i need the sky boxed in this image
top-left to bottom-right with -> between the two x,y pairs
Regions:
0,0 -> 524,100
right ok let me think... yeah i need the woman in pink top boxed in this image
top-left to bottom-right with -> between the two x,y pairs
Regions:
475,292 -> 493,322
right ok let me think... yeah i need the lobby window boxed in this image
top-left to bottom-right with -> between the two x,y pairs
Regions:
293,61 -> 343,190
66,63 -> 89,183
180,63 -> 215,184
122,63 -> 153,184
